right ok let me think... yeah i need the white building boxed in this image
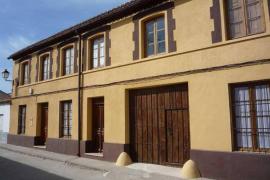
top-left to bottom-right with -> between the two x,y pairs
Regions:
0,91 -> 10,143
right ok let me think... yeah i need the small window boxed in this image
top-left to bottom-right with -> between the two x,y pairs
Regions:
61,101 -> 72,138
227,0 -> 265,39
63,47 -> 74,75
91,36 -> 105,69
144,16 -> 166,57
231,82 -> 270,152
22,62 -> 29,85
41,55 -> 50,81
18,105 -> 26,135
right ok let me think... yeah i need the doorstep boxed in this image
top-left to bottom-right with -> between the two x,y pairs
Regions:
127,163 -> 182,178
33,145 -> 46,149
84,153 -> 103,157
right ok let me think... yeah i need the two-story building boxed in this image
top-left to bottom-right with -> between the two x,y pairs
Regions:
7,0 -> 270,179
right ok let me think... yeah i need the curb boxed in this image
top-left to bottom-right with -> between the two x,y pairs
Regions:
0,144 -> 110,173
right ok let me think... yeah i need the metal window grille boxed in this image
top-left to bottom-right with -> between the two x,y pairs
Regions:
18,105 -> 26,134
61,101 -> 72,138
232,83 -> 270,153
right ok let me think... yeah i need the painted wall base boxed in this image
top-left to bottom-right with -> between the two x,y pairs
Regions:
191,150 -> 270,180
7,134 -> 42,147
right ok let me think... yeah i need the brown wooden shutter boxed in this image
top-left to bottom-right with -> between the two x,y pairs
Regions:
245,0 -> 265,34
74,42 -> 78,73
18,63 -> 21,86
56,48 -> 60,77
49,51 -> 53,79
35,57 -> 39,82
28,59 -> 32,83
105,31 -> 111,66
210,0 -> 223,43
268,0 -> 270,18
82,40 -> 87,71
133,20 -> 139,60
227,0 -> 247,39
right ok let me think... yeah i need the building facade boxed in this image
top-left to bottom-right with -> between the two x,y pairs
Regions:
0,91 -> 10,143
7,0 -> 270,179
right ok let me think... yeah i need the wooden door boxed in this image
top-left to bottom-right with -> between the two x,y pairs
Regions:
40,104 -> 48,145
130,84 -> 190,166
92,98 -> 104,153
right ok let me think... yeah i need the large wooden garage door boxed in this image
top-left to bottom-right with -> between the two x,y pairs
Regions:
129,84 -> 190,166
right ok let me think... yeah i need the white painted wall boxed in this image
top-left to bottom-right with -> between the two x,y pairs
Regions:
0,103 -> 10,133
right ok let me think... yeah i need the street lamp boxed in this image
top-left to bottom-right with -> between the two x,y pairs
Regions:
2,69 -> 12,82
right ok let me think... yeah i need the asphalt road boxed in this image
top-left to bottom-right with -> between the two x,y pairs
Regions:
0,157 -> 69,180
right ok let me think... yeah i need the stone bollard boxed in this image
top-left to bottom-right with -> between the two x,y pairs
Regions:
181,160 -> 201,179
115,152 -> 132,166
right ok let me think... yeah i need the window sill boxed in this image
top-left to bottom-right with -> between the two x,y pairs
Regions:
17,73 -> 78,89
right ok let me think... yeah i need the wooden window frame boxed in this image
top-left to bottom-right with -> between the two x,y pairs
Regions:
89,35 -> 105,69
60,101 -> 72,138
230,81 -> 270,153
143,15 -> 166,58
225,0 -> 266,40
18,105 -> 26,135
62,46 -> 74,76
21,61 -> 29,85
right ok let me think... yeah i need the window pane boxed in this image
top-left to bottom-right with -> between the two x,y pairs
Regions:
100,57 -> 105,67
146,21 -> 154,33
100,38 -> 104,48
93,58 -> 98,68
234,87 -> 252,149
158,41 -> 166,54
24,64 -> 29,84
157,17 -> 165,30
157,30 -> 165,42
147,32 -> 154,44
246,0 -> 264,34
147,44 -> 154,57
227,0 -> 246,38
255,85 -> 270,149
100,47 -> 105,57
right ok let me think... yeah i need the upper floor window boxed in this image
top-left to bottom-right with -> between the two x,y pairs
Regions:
41,55 -> 50,81
63,47 -> 74,75
91,36 -> 105,69
61,101 -> 72,138
18,105 -> 26,135
22,62 -> 29,85
227,0 -> 265,39
144,16 -> 166,57
231,82 -> 270,152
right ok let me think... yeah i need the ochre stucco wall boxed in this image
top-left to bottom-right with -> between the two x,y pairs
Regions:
9,0 -> 270,152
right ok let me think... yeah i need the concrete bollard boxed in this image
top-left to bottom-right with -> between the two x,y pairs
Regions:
115,152 -> 132,166
181,160 -> 201,179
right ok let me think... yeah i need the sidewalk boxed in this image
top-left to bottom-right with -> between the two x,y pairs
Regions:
0,143 -> 201,180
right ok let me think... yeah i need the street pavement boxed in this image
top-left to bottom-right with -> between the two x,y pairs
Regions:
0,143 -> 198,180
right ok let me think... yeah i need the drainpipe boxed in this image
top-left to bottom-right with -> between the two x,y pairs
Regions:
77,31 -> 82,157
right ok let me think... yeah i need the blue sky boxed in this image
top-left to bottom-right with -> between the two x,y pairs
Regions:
0,0 -> 128,93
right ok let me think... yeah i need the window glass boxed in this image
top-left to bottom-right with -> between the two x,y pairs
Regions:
42,56 -> 50,80
232,83 -> 270,152
22,63 -> 29,85
91,36 -> 105,69
145,16 -> 166,57
64,47 -> 74,75
227,0 -> 265,39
